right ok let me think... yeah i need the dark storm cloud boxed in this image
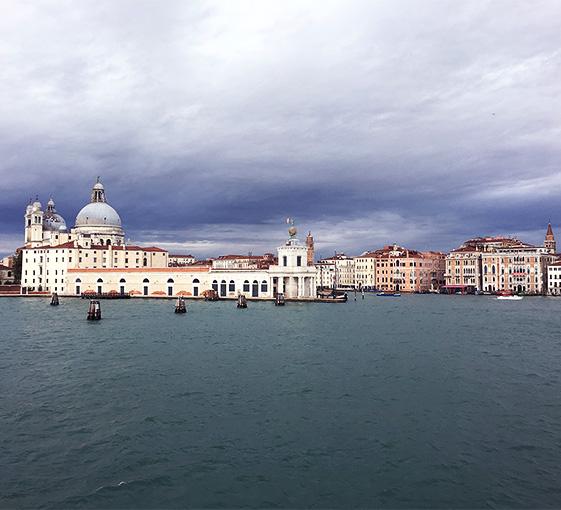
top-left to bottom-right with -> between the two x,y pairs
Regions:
1,0 -> 560,256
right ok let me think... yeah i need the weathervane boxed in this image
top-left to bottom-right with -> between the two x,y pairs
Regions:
286,217 -> 297,239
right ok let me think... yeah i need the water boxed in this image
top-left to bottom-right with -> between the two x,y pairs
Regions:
1,295 -> 561,508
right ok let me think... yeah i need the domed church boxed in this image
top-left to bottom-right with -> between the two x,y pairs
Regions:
24,178 -> 125,248
74,178 -> 124,246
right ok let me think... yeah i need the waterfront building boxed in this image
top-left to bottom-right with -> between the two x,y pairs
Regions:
445,226 -> 557,294
373,244 -> 445,293
0,264 -> 14,284
316,254 -> 355,289
20,179 -> 317,299
354,252 -> 377,290
547,262 -> 561,295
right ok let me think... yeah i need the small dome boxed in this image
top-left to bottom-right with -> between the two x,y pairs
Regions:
75,202 -> 121,227
32,199 -> 42,211
44,213 -> 68,232
93,182 -> 104,190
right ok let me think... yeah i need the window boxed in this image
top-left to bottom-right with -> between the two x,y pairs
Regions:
193,278 -> 200,297
229,280 -> 235,292
261,280 -> 268,293
243,280 -> 250,292
220,280 -> 227,297
297,256 -> 302,267
283,256 -> 287,266
212,280 -> 218,292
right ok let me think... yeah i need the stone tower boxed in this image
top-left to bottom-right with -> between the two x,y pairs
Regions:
24,197 -> 44,247
545,222 -> 556,252
306,231 -> 314,266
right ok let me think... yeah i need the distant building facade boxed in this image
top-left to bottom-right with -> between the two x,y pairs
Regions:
445,226 -> 557,294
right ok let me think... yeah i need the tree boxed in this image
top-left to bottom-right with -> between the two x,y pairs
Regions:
12,249 -> 22,284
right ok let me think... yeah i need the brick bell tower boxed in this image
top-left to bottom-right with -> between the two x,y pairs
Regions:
306,231 -> 314,266
545,222 -> 556,252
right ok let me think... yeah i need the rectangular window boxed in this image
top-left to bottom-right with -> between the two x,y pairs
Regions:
297,256 -> 302,267
283,256 -> 287,266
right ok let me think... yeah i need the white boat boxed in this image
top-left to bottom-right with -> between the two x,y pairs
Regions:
497,295 -> 523,300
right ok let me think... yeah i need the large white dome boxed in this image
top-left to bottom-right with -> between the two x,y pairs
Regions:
75,202 -> 121,227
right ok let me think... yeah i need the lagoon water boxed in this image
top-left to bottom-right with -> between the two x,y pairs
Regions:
1,295 -> 561,508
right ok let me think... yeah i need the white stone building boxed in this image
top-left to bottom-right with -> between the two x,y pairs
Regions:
20,179 -> 318,299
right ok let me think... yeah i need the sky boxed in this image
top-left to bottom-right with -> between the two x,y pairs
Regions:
1,0 -> 560,258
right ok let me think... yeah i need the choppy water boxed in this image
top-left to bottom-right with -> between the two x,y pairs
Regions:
1,295 -> 561,508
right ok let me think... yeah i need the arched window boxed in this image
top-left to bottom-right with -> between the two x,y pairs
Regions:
96,278 -> 103,295
243,280 -> 250,292
167,278 -> 174,283
167,278 -> 174,296
119,278 -> 126,295
143,278 -> 149,296
252,280 -> 259,297
193,278 -> 200,297
106,239 -> 111,246
212,280 -> 218,292
143,258 -> 148,267
261,280 -> 268,293
120,278 -> 126,283
75,278 -> 82,283
484,266 -> 488,274
143,278 -> 149,283
220,280 -> 227,297
99,239 -> 104,245
97,278 -> 103,283
229,280 -> 235,292
75,278 -> 81,295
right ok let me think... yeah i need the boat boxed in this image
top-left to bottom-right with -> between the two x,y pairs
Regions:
376,292 -> 401,297
203,289 -> 219,301
496,290 -> 523,300
315,295 -> 348,303
275,293 -> 285,306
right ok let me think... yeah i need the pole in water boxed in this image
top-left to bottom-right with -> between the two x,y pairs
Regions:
87,300 -> 101,320
175,296 -> 187,313
50,292 -> 59,306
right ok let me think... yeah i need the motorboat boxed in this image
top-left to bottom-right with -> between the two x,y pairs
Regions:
376,292 -> 401,297
496,290 -> 523,300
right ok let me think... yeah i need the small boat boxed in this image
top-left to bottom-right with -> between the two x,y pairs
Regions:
315,295 -> 348,303
376,292 -> 401,297
275,293 -> 285,306
203,289 -> 219,301
237,294 -> 247,308
50,292 -> 59,306
496,290 -> 523,300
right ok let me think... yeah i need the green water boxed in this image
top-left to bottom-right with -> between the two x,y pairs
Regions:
1,295 -> 561,508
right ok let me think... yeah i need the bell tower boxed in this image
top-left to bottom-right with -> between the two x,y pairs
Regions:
306,231 -> 314,266
25,197 -> 44,247
545,222 -> 556,252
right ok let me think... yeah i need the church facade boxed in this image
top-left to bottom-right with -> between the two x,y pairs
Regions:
20,179 -> 318,299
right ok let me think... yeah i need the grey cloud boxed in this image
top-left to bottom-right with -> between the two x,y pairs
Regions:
0,0 -> 560,257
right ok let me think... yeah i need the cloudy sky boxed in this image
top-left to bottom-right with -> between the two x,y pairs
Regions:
1,0 -> 560,258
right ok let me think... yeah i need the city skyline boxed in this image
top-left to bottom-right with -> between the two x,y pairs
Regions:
1,0 -> 560,256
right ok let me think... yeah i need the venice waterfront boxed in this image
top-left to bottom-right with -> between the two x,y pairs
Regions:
2,295 -> 561,509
